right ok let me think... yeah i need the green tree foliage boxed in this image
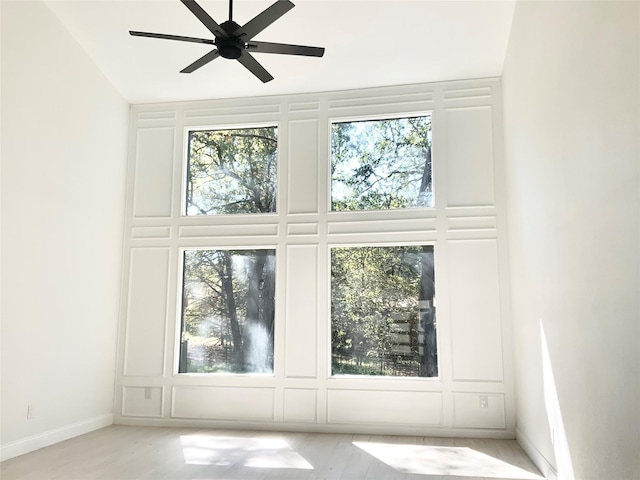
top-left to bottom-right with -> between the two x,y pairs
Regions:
331,116 -> 432,211
187,127 -> 277,215
331,245 -> 437,377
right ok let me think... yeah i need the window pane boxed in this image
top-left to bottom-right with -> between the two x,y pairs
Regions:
179,249 -> 276,374
331,245 -> 437,377
186,127 -> 277,215
331,116 -> 432,211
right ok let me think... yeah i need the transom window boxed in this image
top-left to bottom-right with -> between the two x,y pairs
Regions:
185,126 -> 278,215
330,115 -> 432,212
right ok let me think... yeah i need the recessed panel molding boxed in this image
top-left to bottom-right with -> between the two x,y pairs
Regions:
288,119 -> 319,214
132,127 -> 174,218
284,389 -> 317,422
122,386 -> 163,417
452,392 -> 506,429
327,390 -> 442,426
448,239 -> 504,382
123,248 -> 169,376
284,245 -> 318,378
444,107 -> 495,207
171,386 -> 275,421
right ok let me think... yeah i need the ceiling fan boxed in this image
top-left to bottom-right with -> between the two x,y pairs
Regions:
130,0 -> 325,83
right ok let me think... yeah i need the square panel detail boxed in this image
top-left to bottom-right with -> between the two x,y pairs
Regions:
122,386 -> 163,417
452,392 -> 506,429
284,389 -> 317,423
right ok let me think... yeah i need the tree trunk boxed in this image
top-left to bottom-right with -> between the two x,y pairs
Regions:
261,253 -> 276,348
220,251 -> 243,366
179,340 -> 189,373
418,145 -> 432,206
243,251 -> 275,371
419,245 -> 437,377
244,253 -> 265,368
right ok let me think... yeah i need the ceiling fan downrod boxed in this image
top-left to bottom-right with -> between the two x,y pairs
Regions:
216,0 -> 243,59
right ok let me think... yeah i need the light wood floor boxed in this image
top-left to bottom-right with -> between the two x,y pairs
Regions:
1,426 -> 544,480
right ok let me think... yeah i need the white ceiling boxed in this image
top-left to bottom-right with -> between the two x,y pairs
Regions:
44,0 -> 516,104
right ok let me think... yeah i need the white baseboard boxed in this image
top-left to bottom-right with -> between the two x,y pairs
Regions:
114,416 -> 516,440
0,413 -> 113,462
516,427 -> 558,480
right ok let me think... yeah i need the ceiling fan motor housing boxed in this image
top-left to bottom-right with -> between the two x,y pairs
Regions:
216,38 -> 244,59
216,20 -> 244,59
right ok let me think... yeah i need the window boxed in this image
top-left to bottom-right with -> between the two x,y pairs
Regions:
179,249 -> 276,374
331,245 -> 437,377
186,126 -> 278,215
178,115 -> 438,378
331,115 -> 432,212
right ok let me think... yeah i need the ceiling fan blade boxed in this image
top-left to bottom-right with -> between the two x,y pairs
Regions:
129,31 -> 215,46
236,52 -> 274,83
235,0 -> 294,41
247,41 -> 324,57
180,49 -> 221,73
180,0 -> 227,38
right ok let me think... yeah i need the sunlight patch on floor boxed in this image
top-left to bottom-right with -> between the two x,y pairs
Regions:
353,442 -> 543,479
180,434 -> 314,469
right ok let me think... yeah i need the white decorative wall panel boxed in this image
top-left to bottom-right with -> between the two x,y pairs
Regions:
171,386 -> 274,420
138,111 -> 176,121
285,245 -> 318,378
448,240 -> 504,382
123,248 -> 169,376
287,223 -> 318,236
327,390 -> 442,426
183,104 -> 279,119
284,389 -> 317,423
328,91 -> 433,110
327,218 -> 436,235
133,127 -> 174,218
288,101 -> 320,113
288,120 -> 319,214
117,79 -> 513,436
447,216 -> 497,232
179,224 -> 278,238
443,87 -> 492,101
122,386 -> 163,417
131,226 -> 171,239
444,107 -> 495,207
452,392 -> 506,429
